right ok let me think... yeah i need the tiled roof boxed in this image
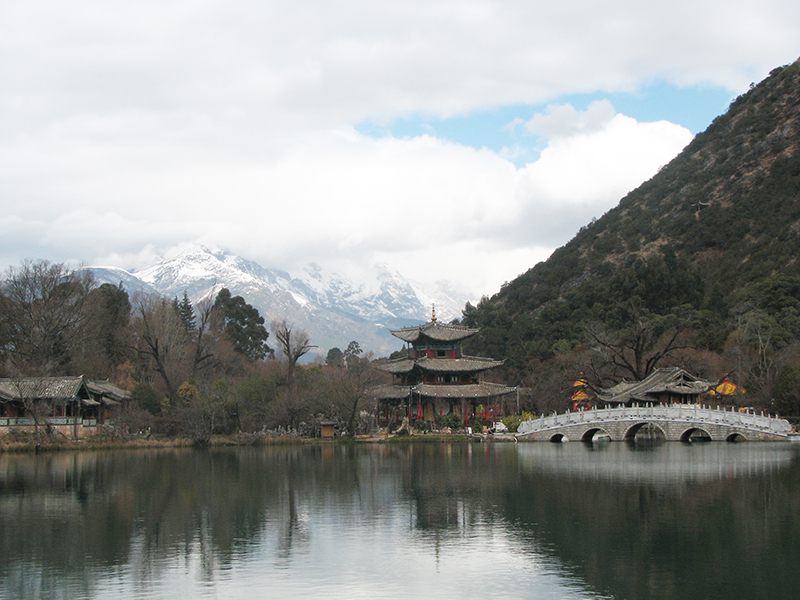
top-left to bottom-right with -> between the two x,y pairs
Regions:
415,356 -> 504,373
597,367 -> 714,404
390,321 -> 479,343
414,382 -> 516,399
381,359 -> 416,374
380,355 -> 504,374
371,381 -> 516,400
371,384 -> 412,399
86,379 -> 132,403
0,376 -> 87,401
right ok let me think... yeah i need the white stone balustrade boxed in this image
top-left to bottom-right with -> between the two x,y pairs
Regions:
516,403 -> 792,441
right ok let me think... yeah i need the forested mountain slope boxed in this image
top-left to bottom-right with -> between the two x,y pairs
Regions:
463,58 -> 800,410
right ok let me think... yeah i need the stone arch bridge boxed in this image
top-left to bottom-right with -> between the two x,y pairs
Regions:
516,405 -> 793,442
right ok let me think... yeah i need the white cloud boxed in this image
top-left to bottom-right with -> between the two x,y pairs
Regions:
520,105 -> 692,208
0,1 -> 796,297
5,109 -> 690,297
525,100 -> 617,139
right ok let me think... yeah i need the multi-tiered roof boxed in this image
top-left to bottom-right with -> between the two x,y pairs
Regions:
375,311 -> 515,425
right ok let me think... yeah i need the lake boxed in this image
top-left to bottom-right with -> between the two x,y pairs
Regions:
1,441 -> 799,600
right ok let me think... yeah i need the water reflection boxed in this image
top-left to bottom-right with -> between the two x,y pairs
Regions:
506,443 -> 800,600
517,441 -> 796,484
1,443 -> 799,599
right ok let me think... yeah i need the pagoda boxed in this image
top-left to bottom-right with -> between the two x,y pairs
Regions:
374,307 -> 516,429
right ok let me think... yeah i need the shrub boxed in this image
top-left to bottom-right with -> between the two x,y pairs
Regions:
435,412 -> 462,430
502,412 -> 536,433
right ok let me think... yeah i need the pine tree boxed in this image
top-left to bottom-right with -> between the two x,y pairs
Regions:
213,288 -> 270,360
174,291 -> 196,332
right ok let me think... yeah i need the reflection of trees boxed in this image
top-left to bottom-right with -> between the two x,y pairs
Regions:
501,446 -> 800,600
395,443 -> 519,533
0,447 -> 384,595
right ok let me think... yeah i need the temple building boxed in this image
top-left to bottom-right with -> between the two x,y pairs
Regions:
374,309 -> 516,429
595,367 -> 715,407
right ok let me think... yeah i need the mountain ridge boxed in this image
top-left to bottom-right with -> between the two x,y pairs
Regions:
89,246 -> 470,357
463,58 -> 800,388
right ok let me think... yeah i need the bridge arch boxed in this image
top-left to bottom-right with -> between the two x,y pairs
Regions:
515,405 -> 792,442
726,432 -> 747,442
624,422 -> 666,442
680,427 -> 712,443
581,428 -> 612,443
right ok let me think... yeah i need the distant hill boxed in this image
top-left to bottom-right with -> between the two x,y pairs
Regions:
463,59 -> 800,389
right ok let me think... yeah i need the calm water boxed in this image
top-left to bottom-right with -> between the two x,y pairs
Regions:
1,441 -> 800,600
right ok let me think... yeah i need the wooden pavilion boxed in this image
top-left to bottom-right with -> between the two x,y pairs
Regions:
374,309 -> 516,430
595,367 -> 716,407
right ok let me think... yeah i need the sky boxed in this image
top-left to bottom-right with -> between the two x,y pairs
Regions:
2,1 -> 799,301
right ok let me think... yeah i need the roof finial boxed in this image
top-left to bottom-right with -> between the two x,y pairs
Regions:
431,303 -> 437,322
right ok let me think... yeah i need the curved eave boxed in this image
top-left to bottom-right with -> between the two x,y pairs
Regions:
381,356 -> 505,374
390,321 -> 479,343
370,385 -> 412,400
413,382 -> 516,399
416,357 -> 505,373
379,359 -> 415,374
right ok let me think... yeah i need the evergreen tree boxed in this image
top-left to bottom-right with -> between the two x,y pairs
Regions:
174,291 -> 196,332
213,288 -> 270,360
772,363 -> 800,416
326,347 -> 344,367
344,341 -> 362,361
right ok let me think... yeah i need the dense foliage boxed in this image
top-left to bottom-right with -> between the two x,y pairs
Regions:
463,59 -> 800,413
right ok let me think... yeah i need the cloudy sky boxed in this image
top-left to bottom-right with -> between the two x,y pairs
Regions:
2,1 -> 799,300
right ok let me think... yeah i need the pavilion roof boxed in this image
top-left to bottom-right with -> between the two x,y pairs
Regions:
371,381 -> 516,400
0,376 -> 89,402
596,367 -> 715,405
86,379 -> 132,404
380,355 -> 504,375
390,321 -> 479,343
371,384 -> 412,400
413,382 -> 516,399
416,356 -> 504,372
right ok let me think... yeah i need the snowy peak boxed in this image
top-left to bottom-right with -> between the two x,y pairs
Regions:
88,245 -> 471,354
82,265 -> 160,297
136,246 -> 284,299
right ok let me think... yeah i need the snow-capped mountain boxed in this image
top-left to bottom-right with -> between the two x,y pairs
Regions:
86,265 -> 161,297
88,246 -> 471,357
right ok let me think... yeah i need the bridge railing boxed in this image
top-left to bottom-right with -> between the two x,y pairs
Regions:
516,404 -> 793,435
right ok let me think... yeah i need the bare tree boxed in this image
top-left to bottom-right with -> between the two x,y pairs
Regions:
190,297 -> 218,380
130,294 -> 191,401
0,260 -> 95,375
76,282 -> 133,378
584,301 -> 695,381
723,303 -> 781,402
271,319 -> 316,390
330,352 -> 381,436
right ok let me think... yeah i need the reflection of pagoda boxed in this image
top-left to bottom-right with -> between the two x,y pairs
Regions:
375,307 -> 516,429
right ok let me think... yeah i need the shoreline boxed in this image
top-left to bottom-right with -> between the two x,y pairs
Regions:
0,431 -> 511,453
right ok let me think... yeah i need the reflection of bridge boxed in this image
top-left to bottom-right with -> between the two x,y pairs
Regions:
516,405 -> 793,442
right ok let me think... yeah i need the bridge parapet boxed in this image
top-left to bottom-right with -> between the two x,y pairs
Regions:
516,404 -> 793,441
